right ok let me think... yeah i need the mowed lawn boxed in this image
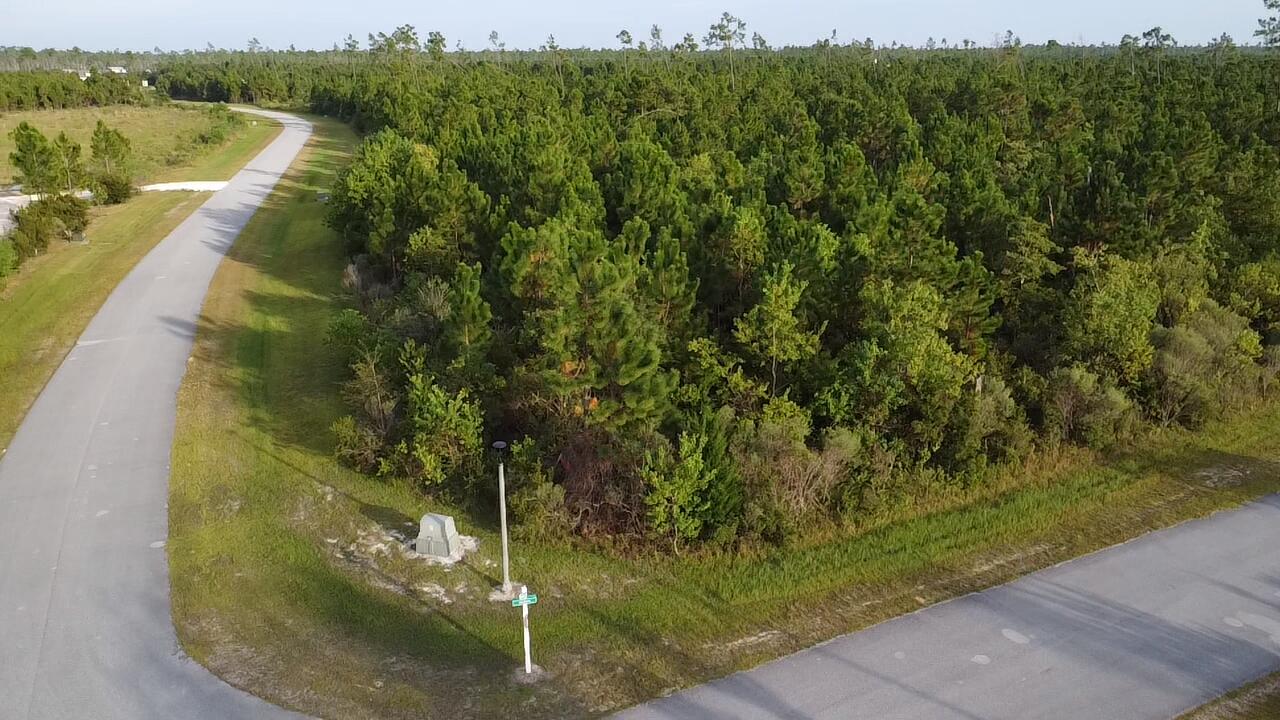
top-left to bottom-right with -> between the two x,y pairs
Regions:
0,192 -> 209,449
0,106 -> 279,450
0,103 -> 280,184
169,117 -> 1280,719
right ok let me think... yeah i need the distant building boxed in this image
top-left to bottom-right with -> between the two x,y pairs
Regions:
106,66 -> 127,75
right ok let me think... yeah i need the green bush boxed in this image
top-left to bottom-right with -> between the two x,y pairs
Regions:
732,398 -> 857,540
507,439 -> 573,542
1044,365 -> 1137,449
643,431 -> 713,553
331,415 -> 383,472
0,236 -> 17,282
39,194 -> 89,234
6,195 -> 86,259
1148,301 -> 1262,426
91,172 -> 134,205
1263,346 -> 1280,394
938,375 -> 1033,479
689,406 -> 744,544
9,205 -> 56,257
384,368 -> 484,487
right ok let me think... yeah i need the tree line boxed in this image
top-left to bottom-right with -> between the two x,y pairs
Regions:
0,70 -> 144,112
153,13 -> 1280,551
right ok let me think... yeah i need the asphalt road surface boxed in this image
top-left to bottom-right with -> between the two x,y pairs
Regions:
0,108 -> 309,720
617,495 -> 1280,720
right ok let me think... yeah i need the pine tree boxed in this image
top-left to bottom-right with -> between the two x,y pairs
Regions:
646,229 -> 699,345
531,229 -> 675,434
8,122 -> 56,196
734,262 -> 823,394
446,261 -> 493,363
51,133 -> 84,195
643,431 -> 714,554
1259,0 -> 1280,46
89,120 -> 131,176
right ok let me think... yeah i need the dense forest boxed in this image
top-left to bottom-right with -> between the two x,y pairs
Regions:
149,18 -> 1280,550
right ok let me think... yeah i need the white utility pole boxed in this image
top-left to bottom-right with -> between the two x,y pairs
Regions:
494,441 -> 512,596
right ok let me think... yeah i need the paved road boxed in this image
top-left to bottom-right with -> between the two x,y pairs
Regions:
618,495 -> 1280,720
0,108 -> 309,720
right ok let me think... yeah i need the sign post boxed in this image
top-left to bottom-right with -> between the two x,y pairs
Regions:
511,584 -> 539,674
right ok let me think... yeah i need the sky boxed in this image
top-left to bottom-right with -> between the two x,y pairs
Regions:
1,0 -> 1269,52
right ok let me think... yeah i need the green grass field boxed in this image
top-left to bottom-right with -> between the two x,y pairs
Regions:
0,103 -> 280,184
167,117 -> 1280,719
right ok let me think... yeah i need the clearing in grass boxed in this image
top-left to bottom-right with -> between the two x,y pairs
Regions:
168,113 -> 1280,719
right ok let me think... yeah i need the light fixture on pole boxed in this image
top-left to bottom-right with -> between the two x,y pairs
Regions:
492,440 -> 512,596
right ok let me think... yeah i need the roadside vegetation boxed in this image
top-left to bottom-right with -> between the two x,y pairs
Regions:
0,106 -> 279,448
1182,672 -> 1280,719
1,104 -> 257,184
0,191 -> 209,449
165,5 -> 1280,716
164,20 -> 1280,555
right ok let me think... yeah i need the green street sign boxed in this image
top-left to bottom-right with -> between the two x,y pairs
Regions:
512,594 -> 539,607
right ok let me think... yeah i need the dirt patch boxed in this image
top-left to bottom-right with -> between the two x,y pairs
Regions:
970,542 -> 1058,574
1195,465 -> 1251,488
713,629 -> 784,653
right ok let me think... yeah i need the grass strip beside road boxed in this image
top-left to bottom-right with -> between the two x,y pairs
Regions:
149,111 -> 280,183
168,116 -> 1280,718
0,107 -> 280,450
0,191 -> 209,449
1182,672 -> 1280,719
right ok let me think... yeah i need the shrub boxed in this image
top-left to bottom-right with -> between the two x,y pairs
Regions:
1044,364 -> 1137,449
6,195 -> 86,258
388,372 -> 484,486
0,236 -> 17,282
1148,301 -> 1262,426
91,172 -> 134,205
332,415 -> 383,472
689,405 -> 744,544
507,438 -> 573,541
1062,250 -> 1160,385
1229,258 -> 1280,335
643,431 -> 714,553
39,194 -> 89,234
939,374 -> 1033,479
326,308 -> 377,362
733,397 -> 858,543
9,205 -> 55,258
1263,346 -> 1280,394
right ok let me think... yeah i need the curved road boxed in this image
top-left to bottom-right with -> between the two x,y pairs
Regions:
618,495 -> 1280,720
0,109 -> 309,720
